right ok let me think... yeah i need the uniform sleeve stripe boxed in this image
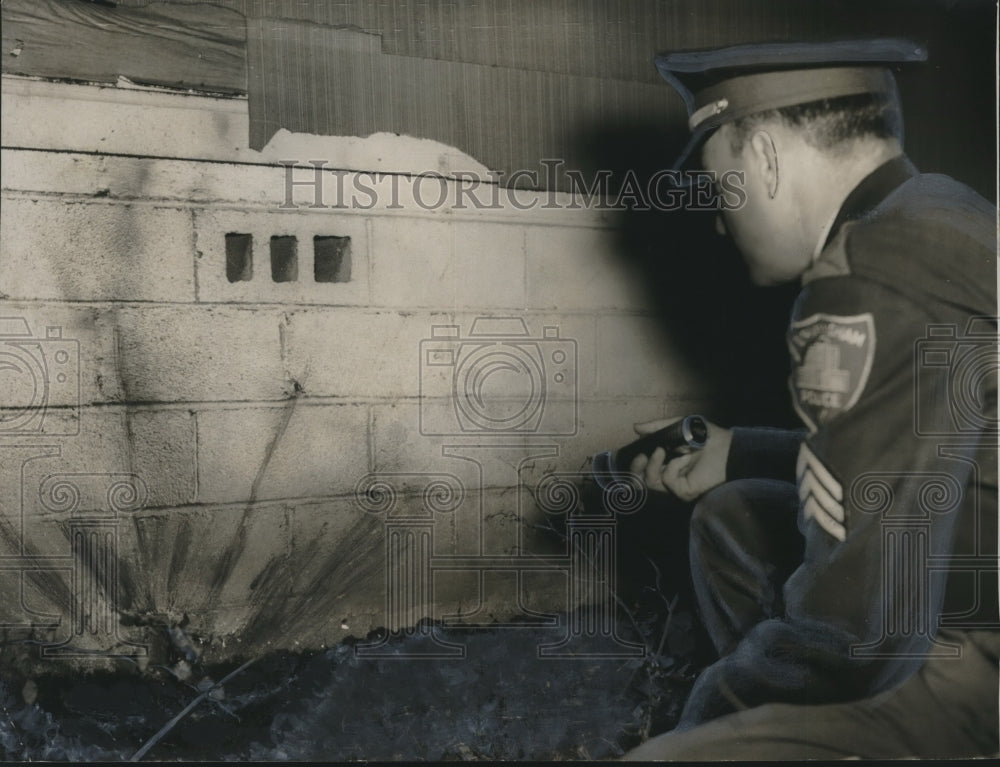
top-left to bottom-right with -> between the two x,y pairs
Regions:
803,497 -> 847,542
796,444 -> 843,500
798,472 -> 846,523
797,443 -> 847,541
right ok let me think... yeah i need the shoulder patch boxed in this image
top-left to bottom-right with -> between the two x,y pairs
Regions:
787,312 -> 876,433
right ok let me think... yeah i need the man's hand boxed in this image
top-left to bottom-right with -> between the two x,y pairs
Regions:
628,417 -> 732,502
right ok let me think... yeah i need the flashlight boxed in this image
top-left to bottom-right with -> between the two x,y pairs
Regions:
591,414 -> 709,490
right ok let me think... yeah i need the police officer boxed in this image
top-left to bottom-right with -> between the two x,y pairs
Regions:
621,39 -> 998,759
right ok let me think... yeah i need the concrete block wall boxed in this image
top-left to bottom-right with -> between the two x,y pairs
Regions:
0,76 -> 709,664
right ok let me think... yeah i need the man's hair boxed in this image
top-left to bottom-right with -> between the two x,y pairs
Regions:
725,93 -> 904,155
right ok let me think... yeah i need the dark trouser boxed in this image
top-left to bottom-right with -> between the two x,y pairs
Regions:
622,479 -> 999,760
686,479 -> 803,658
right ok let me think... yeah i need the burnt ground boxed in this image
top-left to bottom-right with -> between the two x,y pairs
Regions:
1,608 -> 705,762
1,495 -> 712,762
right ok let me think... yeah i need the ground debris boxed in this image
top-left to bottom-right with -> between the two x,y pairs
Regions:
0,604 -> 702,761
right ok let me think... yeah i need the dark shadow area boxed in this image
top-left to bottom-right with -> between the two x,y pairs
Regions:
578,118 -> 802,430
829,0 -> 997,204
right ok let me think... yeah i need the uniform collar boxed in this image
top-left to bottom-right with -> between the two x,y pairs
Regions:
818,153 -> 918,255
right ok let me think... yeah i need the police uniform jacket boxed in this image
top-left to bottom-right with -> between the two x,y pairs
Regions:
681,155 -> 998,725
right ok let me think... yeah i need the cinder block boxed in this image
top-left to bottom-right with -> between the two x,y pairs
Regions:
253,493 -> 497,650
1,149 -> 115,197
452,221 -> 526,309
112,305 -> 287,403
0,303 -> 119,417
287,497 -> 384,598
370,217 -> 455,307
194,208 -> 369,305
0,149 -> 613,233
282,309 -> 452,399
372,404 -> 578,499
287,490 -> 566,637
0,303 -> 290,409
251,497 -> 387,648
2,80 -> 501,186
281,500 -> 483,648
11,407 -> 197,558
2,79 -> 251,164
441,487 -> 568,616
128,409 -> 199,508
113,488 -> 573,655
0,149 -> 271,206
196,403 -> 370,504
0,197 -> 194,303
451,310 -> 598,399
411,311 -> 597,442
119,502 -> 291,620
354,463 -> 560,560
371,402 -> 482,491
0,566 -> 69,632
596,314 -> 704,398
525,225 -> 647,310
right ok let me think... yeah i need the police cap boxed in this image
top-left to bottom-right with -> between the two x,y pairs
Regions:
654,38 -> 927,170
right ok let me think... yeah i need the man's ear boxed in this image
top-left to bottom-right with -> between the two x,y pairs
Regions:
749,130 -> 779,199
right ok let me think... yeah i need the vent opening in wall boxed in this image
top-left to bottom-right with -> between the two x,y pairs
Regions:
225,233 -> 253,282
314,236 -> 352,283
270,236 -> 298,282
